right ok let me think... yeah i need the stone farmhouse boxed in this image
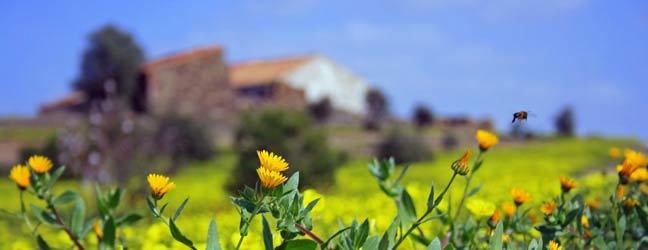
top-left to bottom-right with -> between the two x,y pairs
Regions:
40,46 -> 370,123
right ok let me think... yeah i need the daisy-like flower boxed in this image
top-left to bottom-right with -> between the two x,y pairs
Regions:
28,155 -> 53,174
9,165 -> 31,190
451,150 -> 471,176
257,150 -> 289,172
623,198 -> 639,210
147,173 -> 176,200
502,234 -> 509,244
475,130 -> 499,152
94,220 -> 103,239
581,215 -> 590,229
540,200 -> 557,216
624,149 -> 648,168
609,147 -> 621,158
617,163 -> 641,184
559,176 -> 577,193
487,209 -> 500,229
257,167 -> 288,189
502,202 -> 516,218
466,198 -> 496,219
586,199 -> 601,210
548,240 -> 562,250
511,188 -> 531,206
630,168 -> 648,182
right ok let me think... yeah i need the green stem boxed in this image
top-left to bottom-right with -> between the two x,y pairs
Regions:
612,184 -> 622,250
391,173 -> 458,250
19,191 -> 36,235
236,192 -> 268,250
153,199 -> 169,226
46,198 -> 85,250
453,152 -> 482,220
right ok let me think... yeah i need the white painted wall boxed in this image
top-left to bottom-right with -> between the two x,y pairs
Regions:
282,56 -> 369,114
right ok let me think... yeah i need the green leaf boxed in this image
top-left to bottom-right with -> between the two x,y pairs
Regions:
303,198 -> 320,214
378,231 -> 391,250
283,172 -> 300,192
426,183 -> 435,212
70,198 -> 85,236
52,191 -> 78,205
489,221 -> 503,250
322,227 -> 351,248
363,236 -> 380,250
401,190 -> 417,218
472,159 -> 484,173
354,219 -> 370,249
145,197 -> 159,217
426,237 -> 441,250
262,215 -> 273,250
527,239 -> 538,250
102,216 -> 116,247
30,205 -> 59,228
173,197 -> 190,222
96,185 -> 109,216
466,185 -> 483,198
107,188 -> 123,210
169,218 -> 196,249
206,219 -> 221,250
44,166 -> 65,190
592,237 -> 609,250
274,239 -> 317,250
116,213 -> 143,226
36,234 -> 51,250
562,206 -> 584,227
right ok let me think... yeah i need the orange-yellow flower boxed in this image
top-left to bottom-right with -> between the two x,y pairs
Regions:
624,149 -> 648,168
28,155 -> 53,174
93,220 -> 103,239
511,188 -> 531,206
616,185 -> 625,200
609,147 -> 621,158
147,173 -> 176,199
502,202 -> 516,218
581,215 -> 589,229
641,184 -> 648,195
623,198 -> 639,209
487,210 -> 500,229
559,176 -> 576,193
476,130 -> 499,151
451,150 -> 472,175
630,168 -> 648,182
9,165 -> 31,190
256,167 -> 287,189
548,240 -> 562,250
540,201 -> 557,216
527,211 -> 540,225
502,234 -> 509,243
586,199 -> 601,210
257,150 -> 289,172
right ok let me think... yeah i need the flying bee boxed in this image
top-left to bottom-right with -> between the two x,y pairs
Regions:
512,111 -> 529,123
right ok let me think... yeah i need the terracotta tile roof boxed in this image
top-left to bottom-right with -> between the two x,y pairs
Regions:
229,55 -> 315,87
40,91 -> 86,113
143,46 -> 223,73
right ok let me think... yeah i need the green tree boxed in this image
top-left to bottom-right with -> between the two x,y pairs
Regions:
555,106 -> 575,137
412,104 -> 436,129
73,25 -> 145,103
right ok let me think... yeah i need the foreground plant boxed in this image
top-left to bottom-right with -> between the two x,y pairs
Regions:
8,155 -> 141,250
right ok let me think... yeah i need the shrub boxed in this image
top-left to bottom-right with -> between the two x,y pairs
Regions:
376,128 -> 432,164
231,109 -> 345,190
411,104 -> 436,129
308,97 -> 333,123
555,106 -> 575,137
364,88 -> 389,131
154,115 -> 215,164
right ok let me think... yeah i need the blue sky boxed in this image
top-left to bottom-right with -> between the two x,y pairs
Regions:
1,0 -> 647,141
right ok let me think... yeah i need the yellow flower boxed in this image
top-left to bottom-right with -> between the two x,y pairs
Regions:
624,149 -> 648,168
28,155 -> 53,174
586,199 -> 601,210
466,198 -> 496,219
609,147 -> 622,158
559,176 -> 577,193
476,130 -> 499,151
548,240 -> 562,250
540,201 -> 557,216
623,198 -> 639,209
630,168 -> 648,182
256,167 -> 287,189
511,188 -> 531,206
257,150 -> 289,172
147,173 -> 176,199
502,234 -> 509,244
581,215 -> 589,229
487,209 -> 500,229
527,211 -> 539,225
502,202 -> 516,218
94,220 -> 103,239
9,165 -> 31,190
616,185 -> 625,200
451,150 -> 472,175
641,184 -> 648,195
